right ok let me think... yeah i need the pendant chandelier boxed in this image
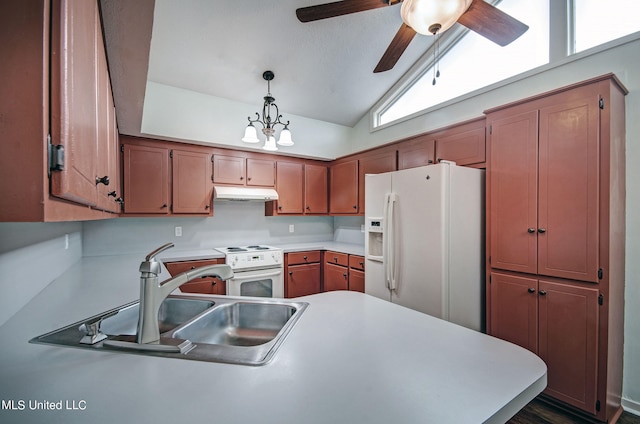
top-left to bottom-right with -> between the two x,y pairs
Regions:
241,70 -> 293,151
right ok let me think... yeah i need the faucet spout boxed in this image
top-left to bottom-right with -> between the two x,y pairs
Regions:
135,244 -> 233,344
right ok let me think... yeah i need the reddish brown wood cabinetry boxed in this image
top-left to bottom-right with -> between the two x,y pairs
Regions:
324,251 -> 365,292
266,161 -> 328,216
434,120 -> 486,166
397,136 -> 435,170
212,154 -> 275,187
348,255 -> 365,292
329,160 -> 359,214
304,164 -> 328,214
172,150 -> 213,214
121,137 -> 212,216
485,75 -> 626,422
164,259 -> 226,295
285,251 -> 322,298
0,0 -> 119,221
357,150 -> 396,212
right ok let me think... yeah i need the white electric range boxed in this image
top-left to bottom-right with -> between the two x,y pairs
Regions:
215,245 -> 284,298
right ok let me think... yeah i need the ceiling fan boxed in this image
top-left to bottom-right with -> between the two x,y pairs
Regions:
296,0 -> 529,73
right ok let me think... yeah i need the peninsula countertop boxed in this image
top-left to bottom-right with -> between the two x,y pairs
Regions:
0,254 -> 546,423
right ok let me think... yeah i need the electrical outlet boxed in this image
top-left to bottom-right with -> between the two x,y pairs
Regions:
64,234 -> 69,250
289,224 -> 295,233
175,226 -> 182,237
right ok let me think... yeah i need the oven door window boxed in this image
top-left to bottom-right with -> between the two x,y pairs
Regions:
240,278 -> 273,297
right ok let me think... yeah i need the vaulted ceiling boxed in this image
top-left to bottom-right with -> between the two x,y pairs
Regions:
100,0 -> 441,139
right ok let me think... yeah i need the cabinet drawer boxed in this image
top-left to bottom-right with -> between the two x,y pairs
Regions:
164,259 -> 224,275
326,251 -> 348,266
288,251 -> 321,265
349,255 -> 365,271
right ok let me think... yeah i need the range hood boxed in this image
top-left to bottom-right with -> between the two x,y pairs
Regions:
213,186 -> 279,201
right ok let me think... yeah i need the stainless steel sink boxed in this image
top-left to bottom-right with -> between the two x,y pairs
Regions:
172,302 -> 296,346
100,297 -> 215,336
31,295 -> 308,366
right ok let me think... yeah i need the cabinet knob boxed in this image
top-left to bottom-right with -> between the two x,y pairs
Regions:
343,273 -> 348,278
353,205 -> 357,209
306,205 -> 310,210
528,287 -> 535,293
539,290 -> 547,295
289,271 -> 293,276
161,204 -> 167,208
278,205 -> 282,210
205,205 -> 210,210
95,175 -> 110,186
527,228 -> 536,233
437,158 -> 442,163
240,176 -> 244,180
333,257 -> 338,262
108,191 -> 117,198
359,262 -> 364,267
248,177 -> 252,181
303,256 -> 308,260
428,160 -> 434,164
191,266 -> 196,270
538,228 -> 546,234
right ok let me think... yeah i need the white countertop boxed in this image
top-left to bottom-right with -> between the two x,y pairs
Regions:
159,241 -> 365,263
0,254 -> 545,423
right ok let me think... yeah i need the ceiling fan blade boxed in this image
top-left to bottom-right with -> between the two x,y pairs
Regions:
374,23 -> 417,73
296,0 -> 397,23
457,0 -> 529,46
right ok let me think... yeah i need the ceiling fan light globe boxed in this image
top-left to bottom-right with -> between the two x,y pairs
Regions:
277,128 -> 294,146
400,0 -> 472,35
242,124 -> 260,143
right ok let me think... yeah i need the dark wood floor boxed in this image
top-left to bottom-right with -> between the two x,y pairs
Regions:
509,398 -> 640,424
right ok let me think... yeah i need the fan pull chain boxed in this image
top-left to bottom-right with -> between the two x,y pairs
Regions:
432,29 -> 441,86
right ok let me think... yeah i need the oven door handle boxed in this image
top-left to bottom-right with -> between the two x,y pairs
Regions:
230,270 -> 283,281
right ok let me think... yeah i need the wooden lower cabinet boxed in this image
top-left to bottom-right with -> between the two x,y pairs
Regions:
285,251 -> 322,298
348,255 -> 365,292
489,272 -> 599,414
164,259 -> 226,295
324,251 -> 365,292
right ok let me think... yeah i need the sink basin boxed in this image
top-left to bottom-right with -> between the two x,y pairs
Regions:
172,302 -> 297,346
31,295 -> 308,366
100,297 -> 214,335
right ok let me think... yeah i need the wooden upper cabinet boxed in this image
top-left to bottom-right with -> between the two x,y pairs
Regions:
329,160 -> 358,214
212,154 -> 245,185
246,158 -> 275,187
358,150 -> 396,212
434,120 -> 486,166
537,94 -> 600,282
397,136 -> 435,170
50,0 -> 100,208
274,161 -> 304,214
304,164 -> 328,214
172,149 -> 213,214
488,110 -> 539,275
122,143 -> 169,214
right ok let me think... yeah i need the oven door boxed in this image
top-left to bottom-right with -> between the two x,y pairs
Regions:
226,267 -> 284,298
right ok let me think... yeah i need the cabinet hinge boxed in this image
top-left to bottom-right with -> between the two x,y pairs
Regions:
120,144 -> 124,153
48,138 -> 65,172
598,268 -> 603,279
169,150 -> 173,159
598,294 -> 604,306
489,124 -> 492,135
599,98 -> 605,109
596,400 -> 601,412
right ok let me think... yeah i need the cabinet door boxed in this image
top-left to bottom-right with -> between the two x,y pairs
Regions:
488,110 -> 539,274
538,93 -> 600,282
304,164 -> 328,214
489,272 -> 538,353
212,154 -> 245,185
247,158 -> 275,187
349,269 -> 365,293
275,161 -> 304,214
122,144 -> 169,214
538,280 -> 599,413
286,263 -> 321,298
324,263 -> 349,291
329,160 -> 358,214
358,151 -> 396,212
435,126 -> 485,165
50,0 -> 100,207
172,149 -> 213,214
398,137 -> 435,170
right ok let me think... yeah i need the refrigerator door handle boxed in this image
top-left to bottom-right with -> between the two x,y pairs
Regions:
382,193 -> 390,289
387,193 -> 398,292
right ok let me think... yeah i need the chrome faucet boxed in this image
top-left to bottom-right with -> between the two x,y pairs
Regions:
136,243 -> 234,344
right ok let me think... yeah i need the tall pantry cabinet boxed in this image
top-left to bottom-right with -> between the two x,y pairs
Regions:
485,74 -> 626,422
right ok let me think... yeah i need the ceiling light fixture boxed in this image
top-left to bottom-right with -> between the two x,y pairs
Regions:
241,70 -> 293,151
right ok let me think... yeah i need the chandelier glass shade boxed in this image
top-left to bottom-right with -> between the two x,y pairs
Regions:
241,71 -> 293,151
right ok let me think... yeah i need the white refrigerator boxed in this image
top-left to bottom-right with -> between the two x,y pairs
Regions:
364,162 -> 485,331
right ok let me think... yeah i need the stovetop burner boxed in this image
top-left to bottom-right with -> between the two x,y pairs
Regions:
247,245 -> 269,250
226,247 -> 248,252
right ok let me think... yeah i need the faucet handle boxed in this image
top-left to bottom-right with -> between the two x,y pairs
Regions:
145,243 -> 175,261
140,243 -> 174,275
